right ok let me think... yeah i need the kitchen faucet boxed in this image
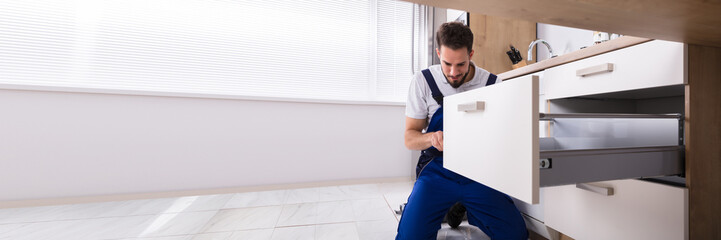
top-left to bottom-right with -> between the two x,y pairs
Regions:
528,39 -> 556,62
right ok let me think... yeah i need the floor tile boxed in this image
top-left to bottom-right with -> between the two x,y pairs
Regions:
275,203 -> 317,227
0,204 -> 98,224
0,181 -> 419,240
377,181 -> 414,195
357,231 -> 397,240
104,194 -> 231,218
168,194 -> 235,213
83,215 -> 159,239
223,190 -> 286,209
356,218 -> 398,236
189,231 -> 233,240
0,221 -> 62,240
315,222 -> 359,240
137,211 -> 219,238
270,226 -> 314,240
317,184 -> 383,202
339,184 -> 383,200
92,198 -> 179,219
0,223 -> 26,235
283,188 -> 319,204
0,216 -> 148,240
351,198 -> 394,221
227,229 -> 274,240
315,201 -> 354,224
122,236 -> 192,240
200,206 -> 282,233
317,186 -> 350,202
356,218 -> 398,240
383,191 -> 411,222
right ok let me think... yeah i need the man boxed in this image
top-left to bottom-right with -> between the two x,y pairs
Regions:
396,22 -> 528,240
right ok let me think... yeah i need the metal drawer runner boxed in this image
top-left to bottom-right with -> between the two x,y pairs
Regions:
539,145 -> 684,187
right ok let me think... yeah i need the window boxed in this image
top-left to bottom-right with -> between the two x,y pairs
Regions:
0,0 -> 417,103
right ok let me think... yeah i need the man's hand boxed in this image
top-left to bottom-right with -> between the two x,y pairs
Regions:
405,117 -> 445,151
429,131 -> 444,151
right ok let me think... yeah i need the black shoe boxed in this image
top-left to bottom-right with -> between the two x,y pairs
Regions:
446,202 -> 466,229
395,203 -> 406,215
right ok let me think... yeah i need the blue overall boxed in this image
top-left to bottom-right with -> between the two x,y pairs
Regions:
396,69 -> 527,240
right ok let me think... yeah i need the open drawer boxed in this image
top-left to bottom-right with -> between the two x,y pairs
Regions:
443,75 -> 684,204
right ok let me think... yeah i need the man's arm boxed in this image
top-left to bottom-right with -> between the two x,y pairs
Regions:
404,117 -> 444,151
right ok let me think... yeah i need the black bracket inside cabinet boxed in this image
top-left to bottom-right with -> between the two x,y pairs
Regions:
678,115 -> 685,146
540,158 -> 552,169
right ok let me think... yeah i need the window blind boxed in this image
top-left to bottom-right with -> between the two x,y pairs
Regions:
0,0 -> 416,102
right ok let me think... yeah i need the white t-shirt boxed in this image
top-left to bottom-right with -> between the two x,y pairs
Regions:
405,64 -> 498,126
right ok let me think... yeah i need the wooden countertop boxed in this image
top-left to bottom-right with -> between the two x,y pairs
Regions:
498,36 -> 652,80
399,0 -> 721,48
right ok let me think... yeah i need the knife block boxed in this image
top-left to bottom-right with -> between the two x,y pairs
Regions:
512,60 -> 528,69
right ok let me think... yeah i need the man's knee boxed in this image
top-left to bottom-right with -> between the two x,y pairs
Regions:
396,217 -> 442,240
396,196 -> 449,240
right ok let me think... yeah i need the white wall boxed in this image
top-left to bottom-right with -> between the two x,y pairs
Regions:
536,23 -> 595,61
0,89 -> 412,202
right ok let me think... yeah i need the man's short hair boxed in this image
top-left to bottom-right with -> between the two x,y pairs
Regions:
436,21 -> 473,53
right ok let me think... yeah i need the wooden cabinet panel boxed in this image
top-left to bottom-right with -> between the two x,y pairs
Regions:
399,0 -> 721,48
686,44 -> 721,240
469,14 -> 536,75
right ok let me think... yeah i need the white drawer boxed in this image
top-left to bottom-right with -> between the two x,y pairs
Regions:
543,40 -> 685,100
443,74 -> 684,205
444,75 -> 541,204
544,179 -> 688,240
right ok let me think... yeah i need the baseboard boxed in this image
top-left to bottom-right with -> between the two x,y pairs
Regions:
0,176 -> 413,209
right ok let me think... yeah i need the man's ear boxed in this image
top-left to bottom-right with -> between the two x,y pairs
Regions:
469,49 -> 474,59
436,48 -> 440,59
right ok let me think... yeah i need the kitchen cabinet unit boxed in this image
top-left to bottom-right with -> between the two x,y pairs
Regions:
399,1 -> 721,237
445,40 -> 685,203
444,39 -> 689,239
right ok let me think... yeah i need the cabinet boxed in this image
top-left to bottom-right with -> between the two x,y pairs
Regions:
444,76 -> 684,205
443,39 -> 689,238
544,179 -> 688,240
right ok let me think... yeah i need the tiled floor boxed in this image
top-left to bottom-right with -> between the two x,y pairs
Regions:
0,181 -> 489,240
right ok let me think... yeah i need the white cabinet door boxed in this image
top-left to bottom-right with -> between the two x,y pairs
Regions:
444,75 -> 540,204
544,179 -> 688,240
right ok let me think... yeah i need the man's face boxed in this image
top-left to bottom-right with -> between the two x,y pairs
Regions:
437,46 -> 474,88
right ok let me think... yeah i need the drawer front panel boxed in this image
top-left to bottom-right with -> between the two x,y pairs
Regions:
444,75 -> 540,204
543,40 -> 685,100
544,179 -> 688,240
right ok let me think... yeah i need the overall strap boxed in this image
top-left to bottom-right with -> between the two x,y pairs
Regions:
486,73 -> 498,86
421,69 -> 443,105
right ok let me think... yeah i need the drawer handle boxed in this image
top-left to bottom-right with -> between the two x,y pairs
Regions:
457,101 -> 485,112
576,63 -> 614,77
576,183 -> 614,196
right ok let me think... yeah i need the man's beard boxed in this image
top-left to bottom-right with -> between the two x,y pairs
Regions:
446,71 -> 469,88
